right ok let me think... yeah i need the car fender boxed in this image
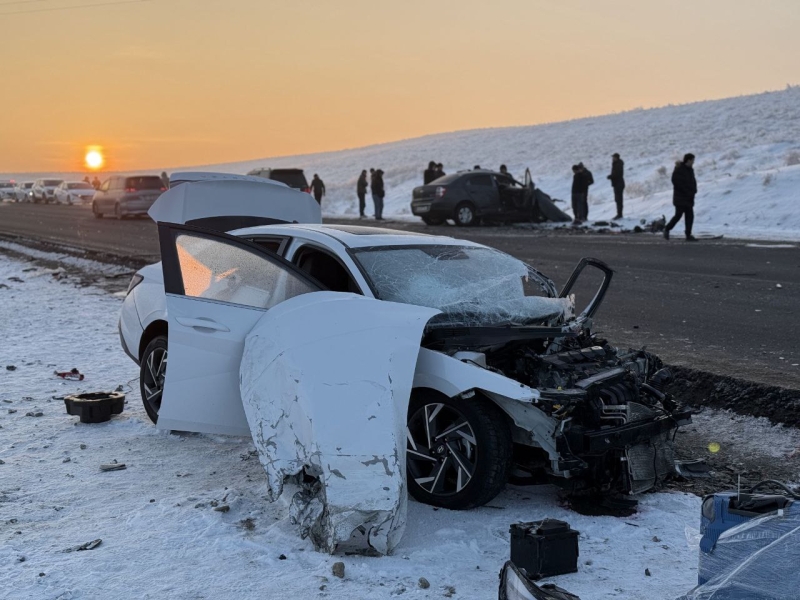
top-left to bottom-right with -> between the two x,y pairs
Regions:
413,348 -> 559,460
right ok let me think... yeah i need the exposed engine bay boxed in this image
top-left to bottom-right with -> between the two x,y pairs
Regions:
422,318 -> 690,497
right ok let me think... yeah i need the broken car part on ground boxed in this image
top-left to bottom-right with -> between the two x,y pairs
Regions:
117,177 -> 692,554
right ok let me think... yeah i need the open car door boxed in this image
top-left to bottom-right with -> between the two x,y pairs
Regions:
149,179 -> 322,233
155,222 -> 323,435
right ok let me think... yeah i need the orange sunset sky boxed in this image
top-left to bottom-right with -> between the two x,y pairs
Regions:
1,0 -> 798,173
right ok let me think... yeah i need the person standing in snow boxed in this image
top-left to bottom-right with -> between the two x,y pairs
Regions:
664,153 -> 698,241
571,164 -> 593,223
91,176 -> 101,190
356,170 -> 368,218
310,174 -> 325,204
372,169 -> 385,220
160,172 -> 170,189
423,161 -> 437,185
608,153 -> 625,219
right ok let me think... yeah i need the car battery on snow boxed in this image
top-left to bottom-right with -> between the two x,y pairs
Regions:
509,519 -> 579,580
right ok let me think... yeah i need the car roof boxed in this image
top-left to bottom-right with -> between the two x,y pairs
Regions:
232,223 -> 487,250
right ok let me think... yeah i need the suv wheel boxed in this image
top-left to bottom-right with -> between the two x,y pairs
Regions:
92,202 -> 103,218
454,202 -> 477,227
422,216 -> 446,226
114,203 -> 122,219
140,335 -> 168,424
406,389 -> 512,510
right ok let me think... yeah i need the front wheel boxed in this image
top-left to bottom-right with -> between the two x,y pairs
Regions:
406,389 -> 512,510
114,203 -> 123,219
454,202 -> 477,227
422,216 -> 446,226
92,202 -> 103,218
140,335 -> 168,424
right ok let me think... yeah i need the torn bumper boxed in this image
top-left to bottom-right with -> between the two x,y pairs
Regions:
239,291 -> 439,555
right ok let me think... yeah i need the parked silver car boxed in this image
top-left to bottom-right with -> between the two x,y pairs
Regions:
92,175 -> 166,219
32,178 -> 64,203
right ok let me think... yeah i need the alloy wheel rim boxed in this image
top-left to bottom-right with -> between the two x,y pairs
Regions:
142,347 -> 167,415
458,207 -> 473,224
407,403 -> 477,496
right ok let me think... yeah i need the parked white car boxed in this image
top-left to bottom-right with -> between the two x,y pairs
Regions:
31,178 -> 64,203
0,180 -> 17,201
15,181 -> 34,202
119,176 -> 691,553
54,181 -> 96,205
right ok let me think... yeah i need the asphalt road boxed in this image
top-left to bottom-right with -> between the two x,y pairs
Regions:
2,202 -> 799,388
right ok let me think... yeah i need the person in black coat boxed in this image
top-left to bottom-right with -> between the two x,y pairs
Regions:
571,163 -> 593,223
423,161 -> 437,185
664,154 -> 698,241
434,163 -> 445,180
371,169 -> 385,220
310,174 -> 325,204
356,170 -> 368,218
608,153 -> 625,219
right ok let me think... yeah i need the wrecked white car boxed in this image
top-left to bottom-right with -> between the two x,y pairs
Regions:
119,178 -> 690,554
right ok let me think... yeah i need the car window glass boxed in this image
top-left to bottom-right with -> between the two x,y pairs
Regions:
293,246 -> 360,294
100,180 -> 110,192
175,233 -> 317,309
468,175 -> 493,187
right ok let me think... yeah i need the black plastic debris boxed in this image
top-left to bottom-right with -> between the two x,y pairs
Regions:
498,561 -> 581,600
64,392 -> 125,424
510,519 -> 579,580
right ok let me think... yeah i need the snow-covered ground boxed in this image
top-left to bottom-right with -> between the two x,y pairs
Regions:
0,251 -> 705,599
6,87 -> 799,241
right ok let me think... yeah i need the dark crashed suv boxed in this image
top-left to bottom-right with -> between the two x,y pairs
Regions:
412,169 -> 571,227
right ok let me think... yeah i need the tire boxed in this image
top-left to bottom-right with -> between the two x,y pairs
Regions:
92,202 -> 103,218
454,202 -> 477,227
406,389 -> 512,510
114,203 -> 122,219
422,216 -> 446,226
140,335 -> 168,424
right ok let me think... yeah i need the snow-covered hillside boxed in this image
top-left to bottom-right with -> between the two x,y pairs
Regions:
6,87 -> 800,239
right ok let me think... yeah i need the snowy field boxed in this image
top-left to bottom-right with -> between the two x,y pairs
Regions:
0,251 -> 708,599
6,87 -> 800,241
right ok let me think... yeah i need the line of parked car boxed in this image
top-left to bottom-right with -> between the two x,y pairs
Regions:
1,168 -> 311,220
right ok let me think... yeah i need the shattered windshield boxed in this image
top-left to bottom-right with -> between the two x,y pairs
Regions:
352,245 -> 573,327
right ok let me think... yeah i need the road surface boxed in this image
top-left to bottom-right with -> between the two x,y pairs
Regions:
1,202 -> 798,388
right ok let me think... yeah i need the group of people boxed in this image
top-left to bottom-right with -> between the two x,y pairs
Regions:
571,152 -> 697,240
82,175 -> 102,190
423,161 -> 446,184
356,168 -> 386,219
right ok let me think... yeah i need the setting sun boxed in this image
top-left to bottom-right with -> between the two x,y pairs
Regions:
85,149 -> 104,170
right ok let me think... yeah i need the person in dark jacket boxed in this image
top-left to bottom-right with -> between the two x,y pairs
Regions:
310,174 -> 325,204
356,170 -> 368,218
434,163 -> 445,180
664,154 -> 697,241
571,163 -> 593,223
160,171 -> 170,189
372,169 -> 385,220
608,153 -> 625,219
91,176 -> 101,190
423,161 -> 437,185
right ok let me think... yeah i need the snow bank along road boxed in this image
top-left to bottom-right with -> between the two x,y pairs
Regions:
1,202 -> 798,389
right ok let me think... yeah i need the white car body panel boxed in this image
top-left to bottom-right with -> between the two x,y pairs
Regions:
240,292 -> 439,555
157,294 -> 266,436
148,180 -> 321,226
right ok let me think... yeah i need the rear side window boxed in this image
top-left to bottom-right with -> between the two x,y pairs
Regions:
269,170 -> 308,189
125,176 -> 164,191
174,233 -> 317,310
44,179 -> 62,186
468,175 -> 494,187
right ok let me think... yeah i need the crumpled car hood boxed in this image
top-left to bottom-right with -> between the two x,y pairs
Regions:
240,291 -> 439,555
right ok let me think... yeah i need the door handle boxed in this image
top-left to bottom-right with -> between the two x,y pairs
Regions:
175,317 -> 230,332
